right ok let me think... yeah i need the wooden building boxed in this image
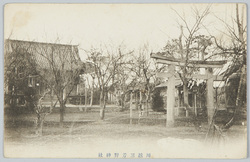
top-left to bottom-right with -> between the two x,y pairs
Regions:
4,39 -> 84,107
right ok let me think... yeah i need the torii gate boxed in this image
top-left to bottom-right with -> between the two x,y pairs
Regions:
151,53 -> 227,127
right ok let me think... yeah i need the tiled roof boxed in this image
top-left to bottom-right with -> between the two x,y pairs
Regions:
5,39 -> 82,70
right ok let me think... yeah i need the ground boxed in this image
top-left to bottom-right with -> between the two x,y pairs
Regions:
4,106 -> 247,159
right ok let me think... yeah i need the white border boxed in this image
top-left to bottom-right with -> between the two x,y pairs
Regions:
0,0 -> 249,161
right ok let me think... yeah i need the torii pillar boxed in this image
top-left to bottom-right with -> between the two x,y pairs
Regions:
166,64 -> 175,127
206,68 -> 214,124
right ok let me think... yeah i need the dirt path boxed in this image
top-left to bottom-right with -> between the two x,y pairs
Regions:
4,111 -> 247,158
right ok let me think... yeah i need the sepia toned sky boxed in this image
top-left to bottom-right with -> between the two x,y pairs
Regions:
4,3 -> 245,59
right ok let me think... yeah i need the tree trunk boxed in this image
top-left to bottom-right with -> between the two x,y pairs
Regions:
145,91 -> 149,116
59,103 -> 64,124
139,90 -> 143,116
183,78 -> 189,117
222,65 -> 246,130
85,82 -> 88,112
59,89 -> 66,125
35,114 -> 41,135
90,86 -> 93,107
135,92 -> 138,110
99,89 -> 106,120
236,65 -> 246,108
35,89 -> 53,136
59,97 -> 65,125
194,93 -> 197,117
130,91 -> 133,124
38,116 -> 44,136
36,113 -> 45,136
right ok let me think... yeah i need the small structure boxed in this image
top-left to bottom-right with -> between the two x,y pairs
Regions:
155,79 -> 183,116
128,83 -> 150,124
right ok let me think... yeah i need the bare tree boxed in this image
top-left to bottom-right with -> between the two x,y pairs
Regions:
87,46 -> 129,120
89,74 -> 96,106
162,6 -> 212,114
34,89 -> 58,136
129,45 -> 165,116
4,39 -> 66,134
4,39 -> 38,108
210,4 -> 247,132
27,40 -> 85,125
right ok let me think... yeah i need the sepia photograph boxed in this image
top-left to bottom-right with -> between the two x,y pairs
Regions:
3,3 -> 247,159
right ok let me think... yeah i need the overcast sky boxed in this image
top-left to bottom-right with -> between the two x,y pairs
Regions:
4,3 -> 244,60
